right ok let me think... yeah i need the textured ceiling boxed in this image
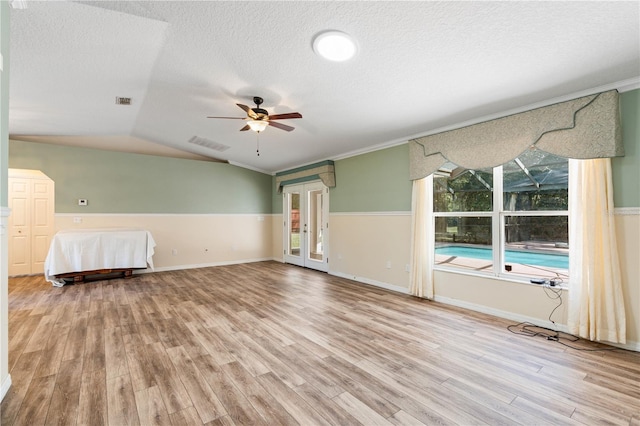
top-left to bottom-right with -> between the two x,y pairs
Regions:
9,1 -> 640,173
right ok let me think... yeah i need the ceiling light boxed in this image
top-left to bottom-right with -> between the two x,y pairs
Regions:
313,31 -> 357,62
247,120 -> 268,133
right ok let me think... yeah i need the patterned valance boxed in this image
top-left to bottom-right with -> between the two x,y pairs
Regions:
409,90 -> 623,180
276,160 -> 335,192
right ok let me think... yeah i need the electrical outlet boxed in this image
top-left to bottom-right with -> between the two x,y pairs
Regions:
171,249 -> 178,256
386,261 -> 391,269
73,217 -> 82,224
78,199 -> 88,206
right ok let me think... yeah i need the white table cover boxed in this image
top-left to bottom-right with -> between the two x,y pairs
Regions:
45,228 -> 156,286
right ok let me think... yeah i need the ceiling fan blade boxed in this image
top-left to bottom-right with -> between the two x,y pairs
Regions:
268,121 -> 295,132
239,124 -> 250,131
207,116 -> 246,119
268,112 -> 302,120
237,103 -> 258,120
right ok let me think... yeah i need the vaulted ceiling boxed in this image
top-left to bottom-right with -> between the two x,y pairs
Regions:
8,1 -> 640,173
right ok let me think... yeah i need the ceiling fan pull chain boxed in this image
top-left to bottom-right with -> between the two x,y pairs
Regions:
256,133 -> 260,156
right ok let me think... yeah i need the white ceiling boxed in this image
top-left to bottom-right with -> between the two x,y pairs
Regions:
9,1 -> 640,174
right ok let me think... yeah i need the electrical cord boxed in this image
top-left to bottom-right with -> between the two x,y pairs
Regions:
507,275 -> 629,352
507,321 -> 627,352
543,279 -> 563,325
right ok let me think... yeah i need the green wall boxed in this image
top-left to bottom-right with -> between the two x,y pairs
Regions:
9,140 -> 272,214
613,89 -> 640,208
330,144 -> 412,212
271,175 -> 283,214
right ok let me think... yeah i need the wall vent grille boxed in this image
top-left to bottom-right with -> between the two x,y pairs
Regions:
188,136 -> 230,152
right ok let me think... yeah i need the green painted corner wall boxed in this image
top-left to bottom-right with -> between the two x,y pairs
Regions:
613,89 -> 640,208
9,140 -> 273,214
330,144 -> 412,212
271,175 -> 283,214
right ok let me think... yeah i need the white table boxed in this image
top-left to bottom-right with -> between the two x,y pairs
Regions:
44,228 -> 156,286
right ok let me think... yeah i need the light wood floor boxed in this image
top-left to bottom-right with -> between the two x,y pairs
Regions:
2,261 -> 640,425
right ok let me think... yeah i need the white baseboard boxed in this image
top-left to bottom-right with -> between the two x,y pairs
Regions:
616,340 -> 640,352
434,295 -> 639,352
434,294 -> 568,331
0,374 -> 11,402
143,257 -> 274,273
328,271 -> 409,295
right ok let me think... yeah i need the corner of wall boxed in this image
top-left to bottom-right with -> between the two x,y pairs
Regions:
0,372 -> 11,402
0,208 -> 9,402
0,0 -> 12,401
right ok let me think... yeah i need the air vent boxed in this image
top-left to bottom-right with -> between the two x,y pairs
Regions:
115,97 -> 132,105
188,136 -> 230,152
10,0 -> 28,10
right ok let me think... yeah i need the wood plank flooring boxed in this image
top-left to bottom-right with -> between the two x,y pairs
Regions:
2,261 -> 640,425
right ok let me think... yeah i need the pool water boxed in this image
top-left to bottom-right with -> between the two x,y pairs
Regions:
435,245 -> 568,269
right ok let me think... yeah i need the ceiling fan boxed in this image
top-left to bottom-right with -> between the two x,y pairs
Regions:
208,96 -> 302,133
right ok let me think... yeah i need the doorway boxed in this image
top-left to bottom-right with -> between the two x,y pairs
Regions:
283,181 -> 329,272
8,169 -> 55,276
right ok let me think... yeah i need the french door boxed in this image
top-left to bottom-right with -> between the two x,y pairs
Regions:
283,182 -> 329,272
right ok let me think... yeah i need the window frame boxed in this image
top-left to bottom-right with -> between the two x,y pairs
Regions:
432,163 -> 569,282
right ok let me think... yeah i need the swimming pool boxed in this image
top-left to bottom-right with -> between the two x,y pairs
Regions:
435,245 -> 568,269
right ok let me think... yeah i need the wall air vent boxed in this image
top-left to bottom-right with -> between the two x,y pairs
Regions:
10,0 -> 28,10
188,136 -> 230,152
115,97 -> 132,105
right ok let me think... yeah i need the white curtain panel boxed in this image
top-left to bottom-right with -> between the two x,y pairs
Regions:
409,176 -> 434,299
568,158 -> 626,344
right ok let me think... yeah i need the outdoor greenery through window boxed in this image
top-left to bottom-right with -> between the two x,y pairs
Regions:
433,149 -> 569,280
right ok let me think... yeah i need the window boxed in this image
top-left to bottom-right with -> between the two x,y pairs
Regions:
433,150 -> 569,280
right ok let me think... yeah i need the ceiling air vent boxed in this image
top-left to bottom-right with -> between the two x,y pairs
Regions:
115,97 -> 132,105
188,136 -> 230,152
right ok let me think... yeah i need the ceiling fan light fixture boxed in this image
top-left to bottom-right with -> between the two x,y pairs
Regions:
247,120 -> 268,133
313,30 -> 357,62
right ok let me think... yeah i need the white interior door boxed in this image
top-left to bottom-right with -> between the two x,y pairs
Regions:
8,178 -> 31,276
8,170 -> 55,276
283,181 -> 329,272
30,179 -> 55,273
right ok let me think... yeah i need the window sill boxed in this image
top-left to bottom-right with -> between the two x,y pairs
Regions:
433,265 -> 569,290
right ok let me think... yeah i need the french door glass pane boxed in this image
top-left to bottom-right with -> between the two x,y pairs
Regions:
307,189 -> 323,261
289,192 -> 300,256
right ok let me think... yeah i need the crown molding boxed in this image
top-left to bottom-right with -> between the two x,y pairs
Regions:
319,77 -> 640,166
